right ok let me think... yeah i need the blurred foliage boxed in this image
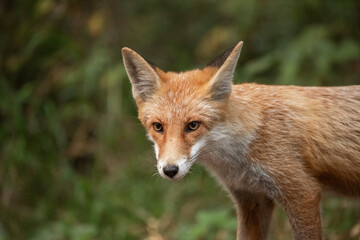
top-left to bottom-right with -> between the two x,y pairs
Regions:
176,209 -> 237,240
0,0 -> 360,239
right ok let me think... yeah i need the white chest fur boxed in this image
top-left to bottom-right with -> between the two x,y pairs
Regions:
196,125 -> 279,198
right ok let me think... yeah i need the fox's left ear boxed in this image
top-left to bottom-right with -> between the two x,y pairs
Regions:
122,47 -> 162,102
205,41 -> 243,100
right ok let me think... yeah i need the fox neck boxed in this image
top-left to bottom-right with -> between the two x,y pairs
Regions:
195,90 -> 271,193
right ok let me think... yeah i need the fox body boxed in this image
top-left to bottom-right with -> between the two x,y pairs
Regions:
122,42 -> 360,240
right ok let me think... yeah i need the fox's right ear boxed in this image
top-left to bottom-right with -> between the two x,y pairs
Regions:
122,47 -> 161,102
205,41 -> 243,101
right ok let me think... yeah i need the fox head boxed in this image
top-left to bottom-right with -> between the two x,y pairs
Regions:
122,42 -> 243,180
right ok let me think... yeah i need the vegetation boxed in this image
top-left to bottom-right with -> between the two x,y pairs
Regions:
0,0 -> 359,239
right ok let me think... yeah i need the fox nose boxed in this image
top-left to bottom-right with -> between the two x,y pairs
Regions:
163,165 -> 179,178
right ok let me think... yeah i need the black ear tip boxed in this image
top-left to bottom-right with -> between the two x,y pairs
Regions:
143,57 -> 158,70
206,42 -> 243,68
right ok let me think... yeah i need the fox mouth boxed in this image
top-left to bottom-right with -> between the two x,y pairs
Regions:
157,158 -> 194,180
158,165 -> 189,181
164,173 -> 186,181
155,138 -> 206,180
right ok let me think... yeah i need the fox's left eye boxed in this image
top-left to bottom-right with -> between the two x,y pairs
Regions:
153,122 -> 164,133
186,121 -> 200,132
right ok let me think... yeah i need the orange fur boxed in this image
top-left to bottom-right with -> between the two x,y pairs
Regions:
122,42 -> 360,240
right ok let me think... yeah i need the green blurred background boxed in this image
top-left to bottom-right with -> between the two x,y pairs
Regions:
1,0 -> 360,239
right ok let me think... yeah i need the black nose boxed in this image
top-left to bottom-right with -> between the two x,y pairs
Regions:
163,165 -> 179,178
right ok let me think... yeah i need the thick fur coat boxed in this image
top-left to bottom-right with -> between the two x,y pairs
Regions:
122,42 -> 360,240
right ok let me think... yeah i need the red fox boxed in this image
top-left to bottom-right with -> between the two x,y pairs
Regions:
122,42 -> 360,240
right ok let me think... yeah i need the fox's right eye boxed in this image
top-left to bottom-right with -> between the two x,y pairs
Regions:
153,122 -> 163,133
